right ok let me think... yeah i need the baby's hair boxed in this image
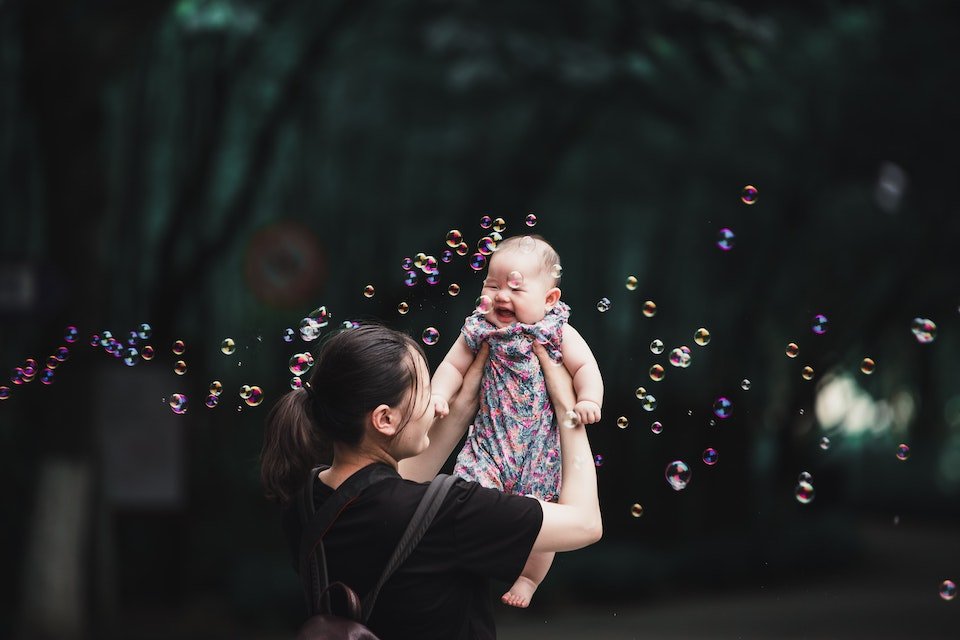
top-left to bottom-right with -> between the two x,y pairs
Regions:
495,234 -> 562,285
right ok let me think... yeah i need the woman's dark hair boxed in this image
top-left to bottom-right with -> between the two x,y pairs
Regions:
260,323 -> 426,504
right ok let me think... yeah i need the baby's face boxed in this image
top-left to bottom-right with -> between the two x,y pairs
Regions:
480,249 -> 559,327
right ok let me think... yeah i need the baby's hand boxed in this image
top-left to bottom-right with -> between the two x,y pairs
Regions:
574,400 -> 601,425
432,394 -> 450,418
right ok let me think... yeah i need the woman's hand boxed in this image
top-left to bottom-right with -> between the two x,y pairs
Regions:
532,342 -> 576,416
448,342 -> 489,419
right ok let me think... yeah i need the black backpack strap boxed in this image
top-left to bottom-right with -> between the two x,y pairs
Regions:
360,473 -> 458,622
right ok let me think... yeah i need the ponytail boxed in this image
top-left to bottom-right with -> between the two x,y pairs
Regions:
260,386 -> 326,504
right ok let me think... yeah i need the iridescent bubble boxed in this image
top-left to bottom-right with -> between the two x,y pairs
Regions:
455,241 -> 469,256
477,236 -> 496,255
625,276 -> 638,291
89,334 -> 100,347
665,460 -> 691,491
209,381 -> 223,396
174,360 -> 187,375
812,314 -> 829,335
422,327 -> 440,346
54,346 -> 69,362
651,421 -> 663,434
99,331 -> 114,348
561,410 -> 580,429
492,217 -> 506,233
401,256 -> 413,270
650,339 -> 664,355
550,263 -> 563,279
439,250 -> 452,263
221,338 -> 236,355
860,357 -> 875,374
239,385 -> 253,399
172,340 -> 186,355
469,253 -> 487,271
123,347 -> 139,367
480,215 -> 493,229
642,301 -> 657,317
290,376 -> 303,390
403,270 -> 418,287
446,229 -> 463,247
716,227 -> 736,251
794,480 -> 815,504
308,306 -> 331,328
448,283 -> 461,296
911,317 -> 937,344
245,386 -> 264,407
64,326 -> 79,343
0,386 -> 10,400
641,394 -> 657,411
423,256 -> 439,274
507,271 -> 524,289
363,284 -> 375,298
475,295 -> 493,314
283,328 -> 295,343
896,443 -> 910,461
819,436 -> 831,450
702,448 -> 718,465
525,213 -> 537,227
168,393 -> 188,415
786,342 -> 799,358
299,318 -> 320,342
741,185 -> 758,205
593,454 -> 604,467
694,328 -> 711,346
10,368 -> 24,385
397,302 -> 410,315
617,416 -> 629,429
635,386 -> 647,399
741,378 -> 752,391
940,580 -> 957,601
126,330 -> 139,346
801,366 -> 815,381
596,297 -> 611,313
798,471 -> 813,483
668,348 -> 686,368
40,369 -> 55,385
425,273 -> 441,286
46,356 -> 59,369
630,503 -> 643,518
649,364 -> 665,381
289,353 -> 313,376
141,345 -> 155,361
138,323 -> 152,340
414,253 -> 427,269
713,396 -> 733,419
205,394 -> 219,408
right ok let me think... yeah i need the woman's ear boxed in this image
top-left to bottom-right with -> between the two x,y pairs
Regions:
370,403 -> 399,436
545,287 -> 561,310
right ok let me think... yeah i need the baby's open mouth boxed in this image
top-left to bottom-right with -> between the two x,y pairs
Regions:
494,308 -> 515,322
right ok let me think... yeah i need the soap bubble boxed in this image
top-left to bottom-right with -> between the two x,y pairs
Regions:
290,376 -> 303,390
596,297 -> 611,313
141,345 -> 155,361
64,326 -> 79,343
403,270 -> 418,287
713,396 -> 733,419
716,227 -> 735,251
448,283 -> 461,296
625,276 -> 638,291
477,237 -> 496,255
239,385 -> 253,399
126,330 -> 139,346
446,229 -> 463,247
630,503 -> 644,518
665,460 -> 691,491
649,364 -> 665,381
940,580 -> 956,601
741,185 -> 758,205
469,253 -> 487,271
741,378 -> 751,391
89,334 -> 100,347
694,328 -> 711,346
561,410 -> 580,429
221,338 -> 236,355
289,353 -> 313,376
299,319 -> 320,342
617,416 -> 629,429
525,213 -> 537,227
507,271 -> 524,289
205,394 -> 219,408
794,480 -> 815,504
54,346 -> 69,362
475,295 -> 493,314
122,348 -> 139,367
641,394 -> 657,411
397,302 -> 409,315
479,215 -> 492,229
492,217 -> 506,233
172,339 -> 186,355
911,317 -> 937,343
422,255 -> 439,275
414,253 -> 427,269
137,323 -> 152,340
819,436 -> 831,450
425,273 -> 441,286
363,284 -> 375,298
801,366 -> 815,380
0,386 -> 9,400
896,444 -> 910,461
593,454 -> 604,467
174,360 -> 187,375
812,314 -> 829,335
786,342 -> 799,358
441,250 -> 453,263
40,369 -> 55,385
702,448 -> 718,465
245,386 -> 264,407
99,331 -> 114,348
668,348 -> 690,368
642,301 -> 657,317
209,381 -> 223,396
401,256 -> 413,270
169,393 -> 188,415
282,328 -> 295,343
650,339 -> 664,355
422,327 -> 440,346
634,386 -> 647,399
860,358 -> 875,374
651,421 -> 663,434
455,241 -> 469,256
798,471 -> 813,483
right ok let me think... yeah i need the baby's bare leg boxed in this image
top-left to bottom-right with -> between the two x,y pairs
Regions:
502,551 -> 555,608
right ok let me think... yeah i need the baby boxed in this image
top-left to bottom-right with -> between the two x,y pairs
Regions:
431,234 -> 603,608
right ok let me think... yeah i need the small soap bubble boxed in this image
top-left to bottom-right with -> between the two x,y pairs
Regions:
630,503 -> 644,518
239,385 -> 252,399
137,323 -> 152,340
911,317 -> 937,343
209,381 -> 222,396
517,236 -> 536,253
126,330 -> 139,346
0,386 -> 10,400
741,185 -> 758,205
446,229 -> 463,247
299,319 -> 320,342
641,394 -> 657,411
798,471 -> 813,483
40,369 -> 55,385
174,360 -> 187,375
812,314 -> 829,335
794,480 -> 815,504
401,256 -> 413,270
172,339 -> 186,355
940,580 -> 956,601
492,217 -> 506,233
479,215 -> 493,229
651,421 -> 663,434
455,241 -> 469,256
414,253 -> 427,269
475,295 -> 493,314
205,394 -> 219,409
507,271 -> 524,289
525,213 -> 537,227
283,328 -> 295,343
694,328 -> 711,346
422,327 -> 440,346
596,297 -> 611,313
64,326 -> 79,343
625,276 -> 638,291
665,460 -> 691,491
46,356 -> 59,369
668,348 -> 688,368
550,263 -> 563,279
819,436 -> 831,450
54,346 -> 70,362
289,353 -> 313,376
716,227 -> 736,251
709,419 -> 717,427
423,256 -> 439,274
89,334 -> 100,347
860,357 -> 875,374
785,342 -> 799,358
403,270 -> 418,287
650,339 -> 664,355
99,331 -> 114,348
713,396 -> 733,419
477,237 -> 496,255
290,376 -> 303,390
397,302 -> 409,315
741,378 -> 752,391
640,301 -> 657,318
561,410 -> 580,429
221,338 -> 236,355
245,386 -> 264,407
593,454 -> 604,467
441,250 -> 453,263
448,283 -> 461,296
425,273 -> 441,286
617,416 -> 629,429
141,345 -> 155,361
363,284 -> 375,298
635,386 -> 647,399
649,364 -> 665,381
168,393 -> 188,415
469,253 -> 487,271
801,366 -> 815,381
123,348 -> 139,367
896,443 -> 910,461
702,448 -> 719,465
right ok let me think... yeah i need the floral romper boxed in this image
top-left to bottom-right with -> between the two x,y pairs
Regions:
453,301 -> 570,502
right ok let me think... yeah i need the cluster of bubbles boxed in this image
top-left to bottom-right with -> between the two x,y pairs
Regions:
205,380 -> 223,408
668,346 -> 692,368
299,307 -> 331,342
665,460 -> 691,491
240,384 -> 264,407
911,317 -> 937,343
795,471 -> 815,504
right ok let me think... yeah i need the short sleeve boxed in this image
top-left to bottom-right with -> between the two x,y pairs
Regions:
461,312 -> 496,353
446,478 -> 543,582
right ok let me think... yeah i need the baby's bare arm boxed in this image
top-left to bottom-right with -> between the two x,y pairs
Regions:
560,325 -> 603,423
431,334 -> 475,402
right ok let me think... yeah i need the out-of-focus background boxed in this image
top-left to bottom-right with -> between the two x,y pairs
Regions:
2,1 -> 959,638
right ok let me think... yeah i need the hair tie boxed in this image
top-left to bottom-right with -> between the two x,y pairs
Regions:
303,381 -> 315,399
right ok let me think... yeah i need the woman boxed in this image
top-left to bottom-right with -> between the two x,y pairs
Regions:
261,323 -> 601,639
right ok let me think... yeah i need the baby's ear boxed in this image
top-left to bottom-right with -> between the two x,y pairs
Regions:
544,287 -> 561,309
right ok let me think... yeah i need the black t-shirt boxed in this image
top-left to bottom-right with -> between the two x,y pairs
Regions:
283,464 -> 543,640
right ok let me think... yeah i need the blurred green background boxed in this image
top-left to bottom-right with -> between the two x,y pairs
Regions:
2,0 -> 959,638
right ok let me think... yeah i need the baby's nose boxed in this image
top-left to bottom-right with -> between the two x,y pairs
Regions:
495,290 -> 510,301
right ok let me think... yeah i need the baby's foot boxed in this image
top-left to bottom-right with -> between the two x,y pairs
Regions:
501,576 -> 538,608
